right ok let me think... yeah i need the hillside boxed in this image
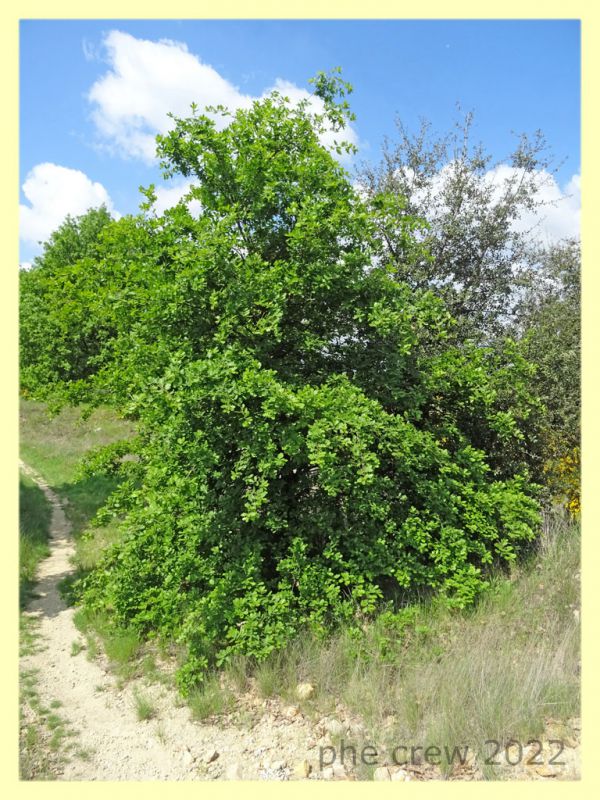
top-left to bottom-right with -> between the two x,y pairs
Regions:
19,399 -> 580,780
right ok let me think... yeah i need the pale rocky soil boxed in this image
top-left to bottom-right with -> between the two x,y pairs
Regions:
19,460 -> 581,781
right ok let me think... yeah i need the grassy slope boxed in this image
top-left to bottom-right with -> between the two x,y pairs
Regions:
19,398 -> 580,776
226,510 -> 580,771
19,399 -> 149,682
20,400 -> 133,539
19,472 -> 52,606
20,399 -> 133,581
19,401 -> 122,778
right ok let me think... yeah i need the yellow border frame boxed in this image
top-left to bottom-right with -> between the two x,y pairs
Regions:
3,4 -> 597,796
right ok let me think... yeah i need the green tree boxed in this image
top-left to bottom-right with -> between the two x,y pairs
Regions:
20,74 -> 542,690
28,205 -> 114,272
20,206 -> 114,395
357,112 -> 558,340
513,238 -> 581,510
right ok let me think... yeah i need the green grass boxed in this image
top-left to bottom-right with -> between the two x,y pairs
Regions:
132,689 -> 156,721
19,399 -> 172,772
19,399 -> 133,484
70,640 -> 84,657
73,519 -> 123,572
20,398 -> 134,644
188,675 -> 234,721
20,398 -> 133,539
73,605 -> 175,689
19,656 -> 76,780
19,472 -> 52,606
103,628 -> 141,668
155,723 -> 168,746
73,608 -> 141,677
20,614 -> 46,658
19,720 -> 58,781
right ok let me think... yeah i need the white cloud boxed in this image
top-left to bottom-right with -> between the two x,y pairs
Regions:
154,180 -> 202,217
382,162 -> 580,246
20,162 -> 118,247
87,31 -> 358,163
515,171 -> 580,244
19,261 -> 32,271
478,164 -> 579,244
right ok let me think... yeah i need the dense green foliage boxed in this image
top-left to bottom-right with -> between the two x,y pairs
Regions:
20,206 -> 114,393
357,113 -> 580,505
20,73 -> 544,691
513,239 -> 581,510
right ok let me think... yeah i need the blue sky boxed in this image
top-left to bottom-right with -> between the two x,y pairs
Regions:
19,19 -> 581,264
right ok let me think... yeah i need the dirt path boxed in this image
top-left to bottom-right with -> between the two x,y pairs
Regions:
19,461 -> 319,781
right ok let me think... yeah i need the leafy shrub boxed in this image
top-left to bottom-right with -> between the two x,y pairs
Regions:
544,446 -> 580,517
20,71 -> 542,693
512,239 -> 581,506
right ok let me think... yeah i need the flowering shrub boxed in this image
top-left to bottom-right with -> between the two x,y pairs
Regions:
545,447 -> 580,517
